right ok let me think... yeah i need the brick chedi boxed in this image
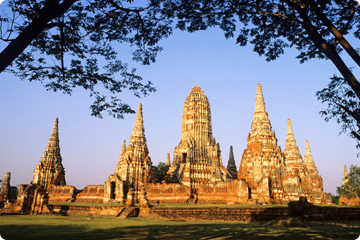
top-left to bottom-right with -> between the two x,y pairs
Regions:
227,146 -> 237,179
283,119 -> 305,201
169,86 -> 232,190
238,84 -> 285,203
32,118 -> 66,189
302,140 -> 331,204
105,103 -> 154,203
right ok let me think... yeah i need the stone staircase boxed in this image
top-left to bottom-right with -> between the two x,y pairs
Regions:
116,207 -> 139,218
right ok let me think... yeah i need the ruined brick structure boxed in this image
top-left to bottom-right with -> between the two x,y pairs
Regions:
32,118 -> 66,188
238,84 -> 285,203
104,103 -> 154,203
238,84 -> 331,204
282,118 -> 306,202
302,140 -> 331,204
1,84 -> 333,214
168,86 -> 232,192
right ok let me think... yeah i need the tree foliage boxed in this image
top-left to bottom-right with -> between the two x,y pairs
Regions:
0,0 -> 172,118
152,162 -> 179,183
337,165 -> 360,200
2,0 -> 360,143
152,162 -> 169,183
317,75 -> 360,149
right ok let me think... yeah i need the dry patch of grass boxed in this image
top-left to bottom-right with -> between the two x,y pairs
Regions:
0,215 -> 359,240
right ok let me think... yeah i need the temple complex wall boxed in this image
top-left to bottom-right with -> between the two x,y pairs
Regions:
145,183 -> 191,204
47,184 -> 77,203
75,185 -> 105,203
149,206 -> 360,222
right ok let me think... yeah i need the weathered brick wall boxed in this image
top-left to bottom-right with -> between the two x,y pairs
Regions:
75,185 -> 105,203
150,207 -> 288,221
50,204 -> 124,216
47,185 -> 77,202
145,183 -> 191,204
149,206 -> 360,222
196,181 -> 242,204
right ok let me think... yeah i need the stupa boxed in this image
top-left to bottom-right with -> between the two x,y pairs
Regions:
32,118 -> 66,189
238,84 -> 285,203
105,103 -> 154,203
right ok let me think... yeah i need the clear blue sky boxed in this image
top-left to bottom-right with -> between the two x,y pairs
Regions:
0,9 -> 359,194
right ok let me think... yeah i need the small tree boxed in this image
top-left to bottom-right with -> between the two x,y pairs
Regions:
152,162 -> 169,183
337,165 -> 360,205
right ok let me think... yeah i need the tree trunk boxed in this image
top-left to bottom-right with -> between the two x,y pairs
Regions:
309,1 -> 360,68
293,3 -> 360,100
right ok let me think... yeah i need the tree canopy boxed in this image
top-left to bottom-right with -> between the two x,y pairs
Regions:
1,0 -> 360,149
0,0 -> 172,118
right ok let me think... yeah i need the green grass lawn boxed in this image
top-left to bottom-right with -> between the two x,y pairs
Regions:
0,214 -> 359,240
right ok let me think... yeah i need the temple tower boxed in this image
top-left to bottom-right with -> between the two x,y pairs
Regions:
227,146 -> 237,179
238,84 -> 285,203
303,140 -> 329,204
106,103 -> 154,203
169,86 -> 231,190
283,119 -> 305,201
32,118 -> 66,189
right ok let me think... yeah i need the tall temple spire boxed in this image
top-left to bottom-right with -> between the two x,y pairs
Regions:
45,118 -> 60,154
304,140 -> 315,167
249,84 -> 275,141
118,140 -> 127,161
255,84 -> 266,113
284,119 -> 301,159
239,84 -> 284,203
33,118 -> 66,188
109,103 -> 153,203
227,146 -> 237,179
132,103 -> 145,137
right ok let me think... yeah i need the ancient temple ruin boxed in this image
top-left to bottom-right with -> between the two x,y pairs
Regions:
32,118 -> 66,188
0,84 -> 333,214
105,103 -> 154,203
238,84 -> 331,204
168,85 -> 232,190
238,84 -> 285,203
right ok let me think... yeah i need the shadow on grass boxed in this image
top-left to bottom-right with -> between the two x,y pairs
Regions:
0,217 -> 359,240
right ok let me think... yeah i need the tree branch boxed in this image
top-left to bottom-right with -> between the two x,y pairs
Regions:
0,0 -> 78,73
285,0 -> 360,101
309,1 -> 360,68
